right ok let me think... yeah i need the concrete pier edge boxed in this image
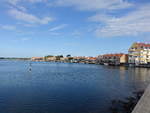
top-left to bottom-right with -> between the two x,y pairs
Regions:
132,84 -> 150,113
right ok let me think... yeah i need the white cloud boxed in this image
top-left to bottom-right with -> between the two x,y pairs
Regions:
71,30 -> 83,38
49,24 -> 67,31
88,14 -> 112,22
7,0 -> 47,11
26,0 -> 46,3
49,32 -> 61,36
54,0 -> 133,11
21,37 -> 31,41
7,0 -> 46,5
8,8 -> 53,24
0,25 -> 16,30
88,4 -> 150,37
7,0 -> 20,5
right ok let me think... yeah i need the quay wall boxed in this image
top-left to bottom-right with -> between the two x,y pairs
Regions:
132,84 -> 150,113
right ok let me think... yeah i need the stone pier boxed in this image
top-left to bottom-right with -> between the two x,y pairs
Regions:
132,85 -> 150,113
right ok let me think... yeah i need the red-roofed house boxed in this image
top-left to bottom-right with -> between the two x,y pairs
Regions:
128,42 -> 150,65
97,53 -> 128,65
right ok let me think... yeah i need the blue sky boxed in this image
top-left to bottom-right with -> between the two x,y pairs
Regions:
0,0 -> 150,57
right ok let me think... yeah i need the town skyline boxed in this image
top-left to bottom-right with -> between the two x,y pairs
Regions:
0,0 -> 150,57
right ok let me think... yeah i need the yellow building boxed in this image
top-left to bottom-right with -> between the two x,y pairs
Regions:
128,43 -> 150,65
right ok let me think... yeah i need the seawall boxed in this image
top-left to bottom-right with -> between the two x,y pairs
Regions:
132,85 -> 150,113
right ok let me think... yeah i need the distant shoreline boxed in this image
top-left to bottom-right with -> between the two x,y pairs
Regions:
0,57 -> 31,61
1,58 -> 150,68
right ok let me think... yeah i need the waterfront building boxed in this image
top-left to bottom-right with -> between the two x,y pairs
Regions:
31,57 -> 44,61
73,56 -> 86,63
86,57 -> 97,64
44,56 -> 57,61
97,53 -> 128,65
44,55 -> 64,62
128,43 -> 150,65
47,57 -> 56,61
71,56 -> 97,64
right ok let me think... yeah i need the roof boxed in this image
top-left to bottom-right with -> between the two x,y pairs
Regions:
135,43 -> 150,47
102,53 -> 126,57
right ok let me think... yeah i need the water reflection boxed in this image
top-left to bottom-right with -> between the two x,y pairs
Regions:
0,61 -> 150,113
131,68 -> 150,82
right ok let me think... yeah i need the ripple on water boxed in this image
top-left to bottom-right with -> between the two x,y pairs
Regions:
0,61 -> 150,113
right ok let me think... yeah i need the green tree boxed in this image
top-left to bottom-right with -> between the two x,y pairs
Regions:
66,54 -> 71,57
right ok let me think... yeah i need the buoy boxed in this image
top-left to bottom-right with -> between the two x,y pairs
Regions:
29,68 -> 32,71
29,62 -> 32,71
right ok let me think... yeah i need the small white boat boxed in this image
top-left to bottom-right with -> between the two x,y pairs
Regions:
104,63 -> 109,66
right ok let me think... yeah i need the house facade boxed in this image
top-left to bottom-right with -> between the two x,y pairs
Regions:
31,57 -> 44,61
97,53 -> 128,65
128,43 -> 150,65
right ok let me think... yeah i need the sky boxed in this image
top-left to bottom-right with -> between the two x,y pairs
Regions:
0,0 -> 150,57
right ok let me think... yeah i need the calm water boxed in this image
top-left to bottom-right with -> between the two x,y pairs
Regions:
0,60 -> 150,113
